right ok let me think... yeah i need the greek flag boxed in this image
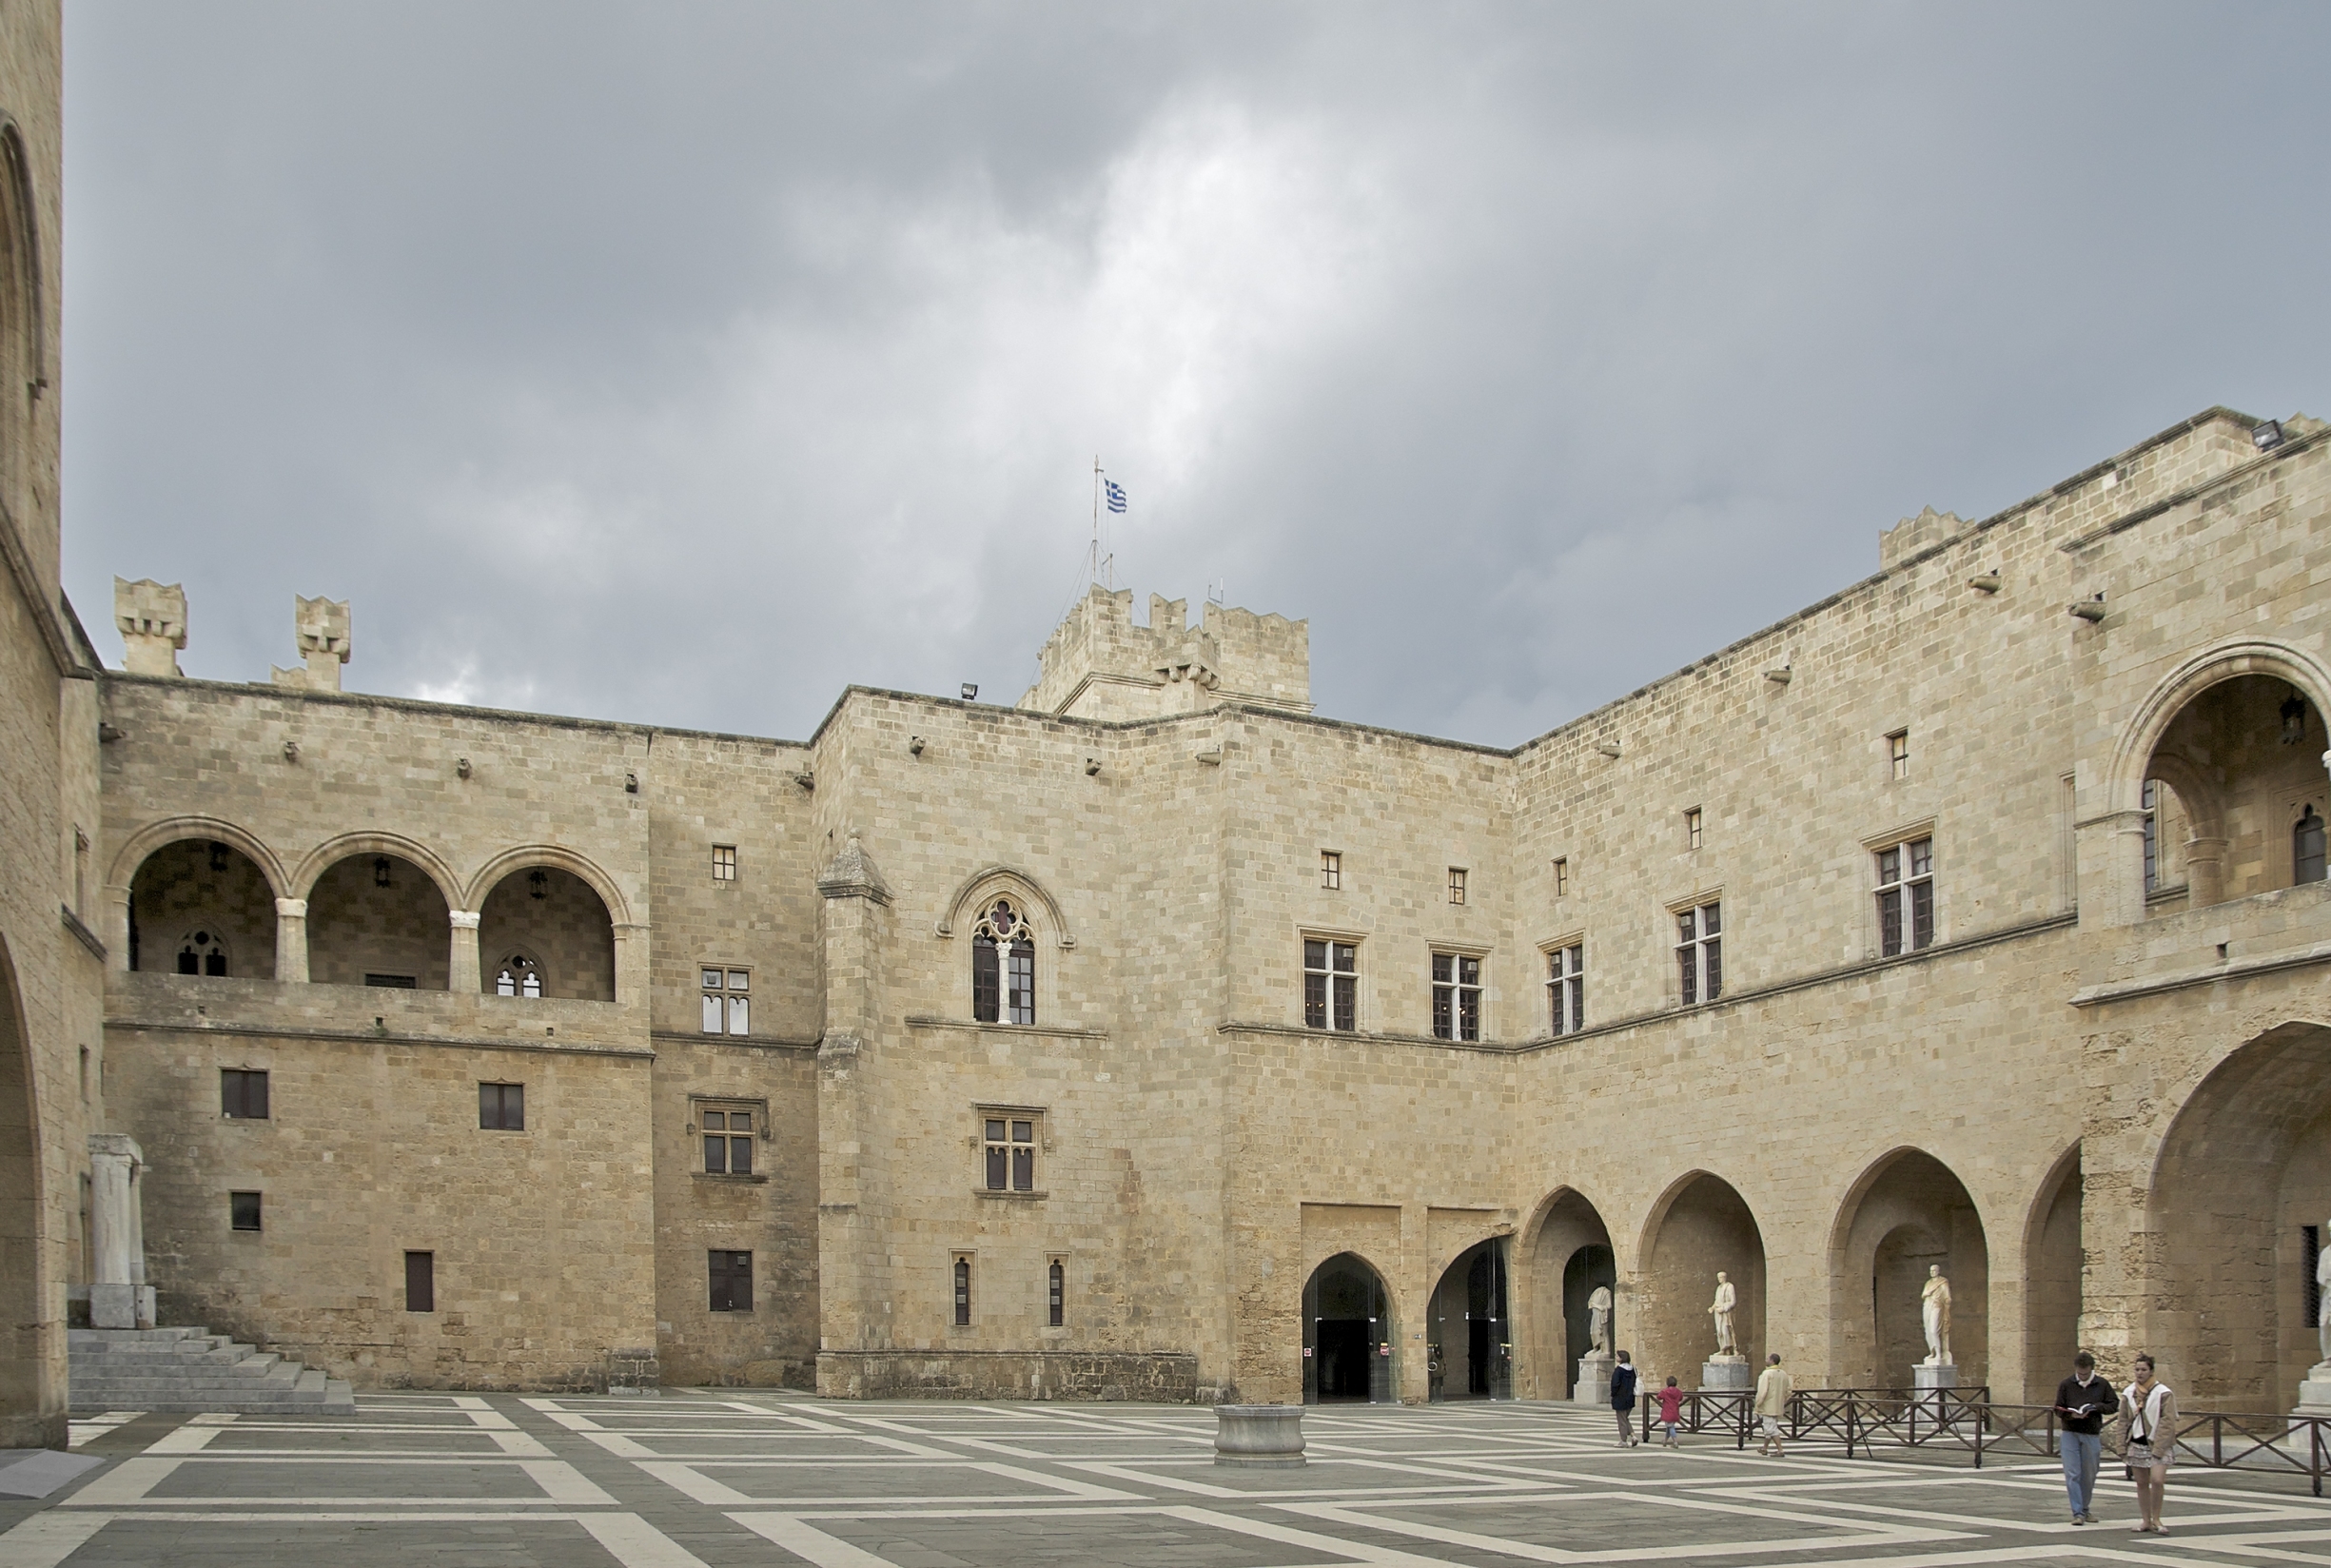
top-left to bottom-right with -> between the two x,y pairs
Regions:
1104,479 -> 1127,514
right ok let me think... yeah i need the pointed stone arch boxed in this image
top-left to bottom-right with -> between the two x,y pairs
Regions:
1826,1147 -> 1990,1389
935,865 -> 1075,949
1515,1185 -> 1617,1400
2022,1141 -> 2084,1403
1301,1250 -> 1396,1404
1638,1169 -> 1766,1381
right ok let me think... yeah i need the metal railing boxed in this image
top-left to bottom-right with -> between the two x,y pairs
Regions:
1634,1387 -> 2331,1495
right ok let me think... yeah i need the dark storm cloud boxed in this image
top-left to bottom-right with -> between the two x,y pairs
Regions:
60,3 -> 2331,742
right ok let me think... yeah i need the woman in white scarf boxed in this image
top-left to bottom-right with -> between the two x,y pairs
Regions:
2118,1353 -> 2178,1534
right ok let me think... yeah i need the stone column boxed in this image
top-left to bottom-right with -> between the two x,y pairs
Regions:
2183,836 -> 2228,909
103,883 -> 132,973
448,911 -> 481,993
274,897 -> 308,983
2075,809 -> 2149,931
88,1133 -> 147,1330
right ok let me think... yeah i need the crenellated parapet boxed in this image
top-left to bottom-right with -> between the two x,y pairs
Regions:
1017,585 -> 1310,720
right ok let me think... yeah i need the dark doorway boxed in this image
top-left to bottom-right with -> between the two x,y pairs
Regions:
1429,1240 -> 1510,1401
1562,1244 -> 1616,1398
1303,1252 -> 1393,1403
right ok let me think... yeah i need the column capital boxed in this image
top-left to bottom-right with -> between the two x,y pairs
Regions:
449,910 -> 482,930
274,897 -> 307,918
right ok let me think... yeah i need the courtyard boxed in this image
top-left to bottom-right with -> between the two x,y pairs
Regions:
5,1395 -> 2331,1567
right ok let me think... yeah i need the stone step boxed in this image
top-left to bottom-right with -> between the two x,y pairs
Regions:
70,1325 -> 356,1416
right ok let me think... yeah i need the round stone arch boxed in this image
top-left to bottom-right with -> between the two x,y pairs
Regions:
2141,1018 -> 2331,1409
2020,1140 -> 2085,1404
1514,1184 -> 1618,1400
2108,638 -> 2331,820
934,865 -> 1076,949
461,845 -> 634,927
287,832 -> 463,910
1825,1146 -> 1991,1389
107,815 -> 289,903
1637,1168 -> 1767,1379
0,929 -> 60,1447
1300,1249 -> 1398,1404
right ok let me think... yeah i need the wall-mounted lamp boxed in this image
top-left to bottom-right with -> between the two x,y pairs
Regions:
373,856 -> 393,888
2283,691 -> 2310,746
527,869 -> 549,900
960,683 -> 979,701
208,842 -> 229,873
625,771 -> 639,794
2254,421 -> 2286,452
283,739 -> 301,762
457,756 -> 472,779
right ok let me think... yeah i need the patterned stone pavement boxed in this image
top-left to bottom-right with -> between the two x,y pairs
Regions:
4,1394 -> 2330,1566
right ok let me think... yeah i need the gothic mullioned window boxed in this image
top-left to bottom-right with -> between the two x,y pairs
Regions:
176,927 -> 228,977
971,899 -> 1034,1025
2299,805 -> 2327,886
493,952 -> 544,998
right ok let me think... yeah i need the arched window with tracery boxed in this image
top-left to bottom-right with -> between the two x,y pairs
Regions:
176,927 -> 228,977
971,899 -> 1034,1025
493,951 -> 545,998
2299,805 -> 2326,886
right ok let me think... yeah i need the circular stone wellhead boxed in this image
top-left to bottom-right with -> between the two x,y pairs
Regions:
1213,1403 -> 1306,1467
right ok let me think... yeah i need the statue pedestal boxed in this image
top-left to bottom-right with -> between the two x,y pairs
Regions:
2293,1361 -> 2331,1416
1573,1351 -> 1614,1406
1700,1357 -> 1753,1392
1913,1362 -> 1959,1392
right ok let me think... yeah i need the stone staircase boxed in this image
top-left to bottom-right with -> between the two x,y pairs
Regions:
70,1327 -> 356,1415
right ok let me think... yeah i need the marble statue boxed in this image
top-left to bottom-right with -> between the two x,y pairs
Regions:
1587,1284 -> 1612,1354
1709,1271 -> 1737,1357
2318,1238 -> 2331,1363
1922,1264 -> 1953,1365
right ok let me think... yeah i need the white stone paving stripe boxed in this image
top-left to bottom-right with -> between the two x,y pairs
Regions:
730,1512 -> 899,1567
0,1511 -> 108,1568
576,1512 -> 715,1567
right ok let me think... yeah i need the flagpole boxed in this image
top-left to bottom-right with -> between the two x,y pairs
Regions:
1091,456 -> 1102,589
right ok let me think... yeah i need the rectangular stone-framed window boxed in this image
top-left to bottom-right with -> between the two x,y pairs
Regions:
709,1249 -> 753,1312
229,1190 -> 262,1232
1874,836 -> 1935,957
364,973 -> 418,989
1431,951 -> 1482,1042
1303,936 -> 1358,1032
980,1110 -> 1042,1193
1048,1256 -> 1067,1327
1888,729 -> 1910,780
1675,899 -> 1722,1006
221,1068 -> 269,1121
712,844 -> 737,883
1684,808 -> 1703,851
479,1082 -> 525,1131
1447,867 -> 1467,906
1552,857 -> 1569,898
1544,941 -> 1584,1037
404,1250 -> 435,1313
700,967 -> 750,1035
696,1100 -> 759,1176
952,1253 -> 973,1327
1320,851 -> 1342,891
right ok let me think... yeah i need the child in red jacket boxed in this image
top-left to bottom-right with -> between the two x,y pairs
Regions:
1657,1377 -> 1684,1446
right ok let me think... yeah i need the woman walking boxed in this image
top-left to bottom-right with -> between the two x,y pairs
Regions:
2119,1353 -> 2178,1534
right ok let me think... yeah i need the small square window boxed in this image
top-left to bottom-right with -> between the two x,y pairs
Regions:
1888,731 -> 1910,780
1447,867 -> 1467,906
479,1082 -> 525,1131
712,844 -> 737,882
1321,851 -> 1342,891
1684,809 -> 1703,851
701,967 -> 750,1035
1552,857 -> 1569,897
229,1190 -> 262,1232
221,1068 -> 269,1121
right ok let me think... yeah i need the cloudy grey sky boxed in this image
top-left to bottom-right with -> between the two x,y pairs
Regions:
60,3 -> 2331,744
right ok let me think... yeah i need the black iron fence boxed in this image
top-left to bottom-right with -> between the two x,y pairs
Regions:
1633,1386 -> 2331,1496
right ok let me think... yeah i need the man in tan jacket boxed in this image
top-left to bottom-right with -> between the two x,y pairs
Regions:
1753,1352 -> 1792,1458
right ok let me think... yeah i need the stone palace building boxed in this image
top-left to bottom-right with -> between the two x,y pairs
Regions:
6,7 -> 2331,1450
